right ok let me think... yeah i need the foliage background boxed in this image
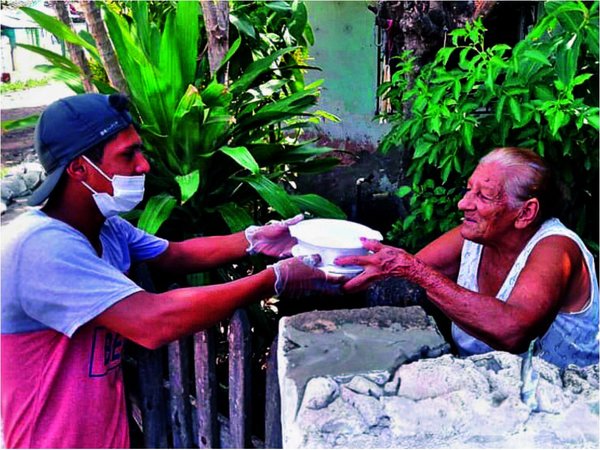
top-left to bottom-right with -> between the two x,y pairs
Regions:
379,1 -> 599,257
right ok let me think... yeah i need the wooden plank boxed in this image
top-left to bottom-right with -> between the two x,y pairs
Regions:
128,264 -> 169,448
228,309 -> 252,449
135,345 -> 169,448
168,337 -> 194,448
194,329 -> 219,448
265,335 -> 282,448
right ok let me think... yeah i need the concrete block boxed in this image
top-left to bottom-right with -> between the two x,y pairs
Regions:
278,307 -> 599,448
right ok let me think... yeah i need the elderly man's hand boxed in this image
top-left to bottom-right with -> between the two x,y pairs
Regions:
334,238 -> 415,293
272,255 -> 346,298
245,214 -> 304,258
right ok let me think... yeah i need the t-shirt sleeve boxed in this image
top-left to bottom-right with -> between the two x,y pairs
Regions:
109,216 -> 169,262
16,226 -> 143,337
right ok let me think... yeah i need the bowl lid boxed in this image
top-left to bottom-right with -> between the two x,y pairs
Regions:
289,219 -> 383,249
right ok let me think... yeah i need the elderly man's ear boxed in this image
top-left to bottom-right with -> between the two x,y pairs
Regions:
515,198 -> 540,229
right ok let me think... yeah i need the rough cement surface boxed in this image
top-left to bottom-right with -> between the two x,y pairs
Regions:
278,306 -> 451,447
278,308 -> 599,449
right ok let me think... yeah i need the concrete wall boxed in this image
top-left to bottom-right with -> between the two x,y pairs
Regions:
305,1 -> 390,146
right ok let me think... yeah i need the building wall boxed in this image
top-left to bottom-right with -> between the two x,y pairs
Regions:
305,1 -> 390,147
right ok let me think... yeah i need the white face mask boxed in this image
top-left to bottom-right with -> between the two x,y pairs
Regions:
81,155 -> 145,218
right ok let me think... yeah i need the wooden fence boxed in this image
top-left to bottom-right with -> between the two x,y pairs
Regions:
125,266 -> 282,449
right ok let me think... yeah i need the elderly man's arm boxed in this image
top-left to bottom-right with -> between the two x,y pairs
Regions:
337,236 -> 586,353
414,226 -> 464,280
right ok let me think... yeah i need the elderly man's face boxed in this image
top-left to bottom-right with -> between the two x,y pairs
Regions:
457,162 -> 519,244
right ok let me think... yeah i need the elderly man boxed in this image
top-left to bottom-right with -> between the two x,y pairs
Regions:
337,147 -> 598,367
1,93 -> 342,448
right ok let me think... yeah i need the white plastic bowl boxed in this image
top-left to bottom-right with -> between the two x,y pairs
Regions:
289,219 -> 383,270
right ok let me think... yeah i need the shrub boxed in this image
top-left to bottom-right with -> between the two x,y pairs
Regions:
379,1 -> 599,256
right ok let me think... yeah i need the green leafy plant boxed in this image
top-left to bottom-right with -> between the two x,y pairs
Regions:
18,1 -> 344,244
379,1 -> 599,255
0,77 -> 50,94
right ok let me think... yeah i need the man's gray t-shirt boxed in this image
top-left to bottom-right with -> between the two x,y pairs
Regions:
1,210 -> 168,336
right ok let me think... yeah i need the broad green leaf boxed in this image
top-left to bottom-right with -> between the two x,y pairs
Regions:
284,144 -> 336,161
413,139 -> 433,159
198,106 -> 232,151
523,49 -> 552,66
201,81 -> 232,107
314,110 -> 341,123
173,85 -> 204,123
534,86 -> 555,101
453,79 -> 461,99
508,97 -> 522,122
158,12 -> 182,116
257,79 -> 288,97
132,1 -> 151,59
215,37 -> 242,77
138,194 -> 177,235
230,12 -> 256,39
289,2 -> 308,42
77,29 -> 102,64
462,122 -> 474,153
265,1 -> 293,12
172,86 -> 203,169
219,146 -> 260,174
550,109 -> 566,136
292,157 -> 340,174
1,114 -> 39,132
17,43 -> 80,72
102,5 -> 161,130
572,73 -> 593,87
34,64 -> 83,93
556,34 -> 581,86
584,108 -> 600,130
435,47 -> 455,66
217,202 -> 254,233
175,170 -> 200,204
243,174 -> 300,217
585,24 -> 599,59
422,200 -> 434,221
551,3 -> 587,32
230,46 -> 299,96
289,194 -> 346,219
20,7 -> 100,59
175,0 -> 200,87
397,186 -> 412,198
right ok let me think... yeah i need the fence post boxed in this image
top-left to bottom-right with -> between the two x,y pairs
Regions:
228,309 -> 252,448
129,264 -> 168,448
265,335 -> 282,448
135,346 -> 169,448
168,337 -> 194,448
194,329 -> 219,448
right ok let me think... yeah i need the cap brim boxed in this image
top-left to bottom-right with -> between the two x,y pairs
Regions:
27,164 -> 67,206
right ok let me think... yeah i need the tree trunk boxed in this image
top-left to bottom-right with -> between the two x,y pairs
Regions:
79,0 -> 128,94
52,0 -> 95,93
200,0 -> 229,80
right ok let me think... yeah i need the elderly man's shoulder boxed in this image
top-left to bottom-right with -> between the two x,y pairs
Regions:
532,234 -> 587,262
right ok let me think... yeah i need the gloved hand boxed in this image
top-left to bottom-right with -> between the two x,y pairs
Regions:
245,214 -> 304,258
272,255 -> 346,299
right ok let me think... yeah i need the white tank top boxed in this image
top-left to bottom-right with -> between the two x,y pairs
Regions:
452,218 -> 599,367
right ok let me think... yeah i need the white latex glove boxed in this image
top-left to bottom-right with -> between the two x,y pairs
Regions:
245,214 -> 304,258
272,255 -> 346,299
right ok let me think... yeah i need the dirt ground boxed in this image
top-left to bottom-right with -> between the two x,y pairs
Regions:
1,83 -> 74,170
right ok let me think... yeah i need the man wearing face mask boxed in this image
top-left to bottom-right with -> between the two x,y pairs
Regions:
0,93 -> 343,449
